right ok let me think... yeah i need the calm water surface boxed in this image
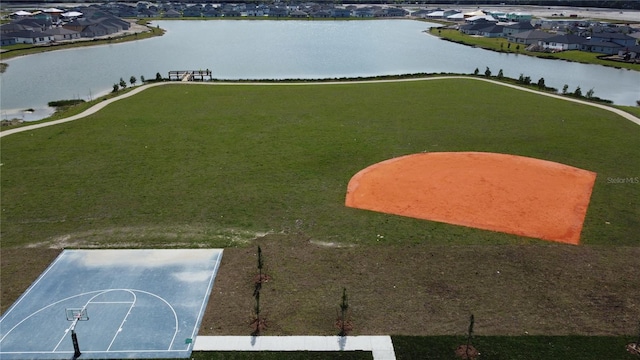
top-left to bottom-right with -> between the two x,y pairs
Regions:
2,20 -> 639,120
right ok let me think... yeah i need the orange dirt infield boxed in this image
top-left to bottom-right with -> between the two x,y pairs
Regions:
345,152 -> 597,245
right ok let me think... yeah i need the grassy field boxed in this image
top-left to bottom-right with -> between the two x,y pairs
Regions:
1,79 -> 639,357
1,79 -> 639,248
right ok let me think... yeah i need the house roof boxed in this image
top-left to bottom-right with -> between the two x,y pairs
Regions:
510,29 -> 555,40
481,25 -> 504,34
591,32 -> 635,41
12,10 -> 32,16
62,11 -> 83,17
45,27 -> 80,35
544,34 -> 586,44
582,39 -> 622,48
505,22 -> 534,30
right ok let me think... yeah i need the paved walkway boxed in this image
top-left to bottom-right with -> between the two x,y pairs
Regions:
2,77 -> 638,139
193,335 -> 396,360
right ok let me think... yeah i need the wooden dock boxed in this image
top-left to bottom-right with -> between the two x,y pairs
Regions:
168,70 -> 212,82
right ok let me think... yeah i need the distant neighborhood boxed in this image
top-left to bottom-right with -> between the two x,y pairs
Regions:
1,2 -> 639,61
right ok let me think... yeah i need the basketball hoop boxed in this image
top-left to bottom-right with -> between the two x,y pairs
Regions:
64,308 -> 88,359
65,308 -> 89,322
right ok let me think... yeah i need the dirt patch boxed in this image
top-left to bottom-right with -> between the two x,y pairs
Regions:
199,234 -> 640,336
346,152 -> 596,245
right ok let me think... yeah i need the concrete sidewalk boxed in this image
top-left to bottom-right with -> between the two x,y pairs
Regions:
193,336 -> 396,360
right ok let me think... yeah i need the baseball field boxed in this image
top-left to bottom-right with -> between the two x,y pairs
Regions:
1,77 -> 639,359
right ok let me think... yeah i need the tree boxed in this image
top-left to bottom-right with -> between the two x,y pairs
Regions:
574,86 -> 582,97
562,84 -> 569,94
251,246 -> 268,336
497,69 -> 504,79
466,314 -> 475,359
119,77 -> 127,89
155,72 -> 163,81
112,84 -> 119,93
473,68 -> 479,75
518,73 -> 524,83
523,76 -> 531,85
130,76 -> 137,86
484,67 -> 491,77
337,288 -> 352,336
140,75 -> 145,83
586,88 -> 594,99
537,77 -> 546,89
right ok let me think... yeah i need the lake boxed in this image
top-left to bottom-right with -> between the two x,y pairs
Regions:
1,19 -> 639,121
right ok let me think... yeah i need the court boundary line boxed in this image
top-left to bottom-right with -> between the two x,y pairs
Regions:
187,251 -> 224,350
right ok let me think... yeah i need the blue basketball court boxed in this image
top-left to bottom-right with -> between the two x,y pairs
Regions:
0,249 -> 223,359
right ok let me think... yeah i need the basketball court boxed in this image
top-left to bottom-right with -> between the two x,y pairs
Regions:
0,249 -> 223,359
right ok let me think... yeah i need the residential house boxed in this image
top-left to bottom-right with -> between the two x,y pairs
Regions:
163,9 -> 181,18
45,26 -> 81,41
618,45 -> 640,61
354,7 -> 374,18
581,39 -> 622,55
1,22 -> 38,34
590,32 -> 636,48
290,10 -> 308,18
507,29 -> 554,45
310,10 -> 331,18
459,20 -> 494,35
385,7 -> 408,17
538,34 -> 585,51
3,30 -> 54,44
480,24 -> 504,38
268,7 -> 288,18
505,12 -> 532,22
331,8 -> 351,18
502,21 -> 534,37
203,8 -> 222,18
183,5 -> 203,18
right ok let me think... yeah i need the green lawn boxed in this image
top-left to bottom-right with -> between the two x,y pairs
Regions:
1,79 -> 639,248
392,335 -> 639,360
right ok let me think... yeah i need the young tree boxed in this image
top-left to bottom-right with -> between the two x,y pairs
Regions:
484,67 -> 491,77
473,68 -> 479,75
466,314 -> 475,359
129,76 -> 137,86
497,69 -> 504,79
586,88 -> 594,99
251,246 -> 268,336
140,75 -> 145,83
562,84 -> 569,94
518,73 -> 525,83
574,86 -> 582,97
537,77 -> 546,89
155,72 -> 163,81
119,77 -> 127,89
112,84 -> 119,93
523,76 -> 531,85
337,288 -> 352,336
